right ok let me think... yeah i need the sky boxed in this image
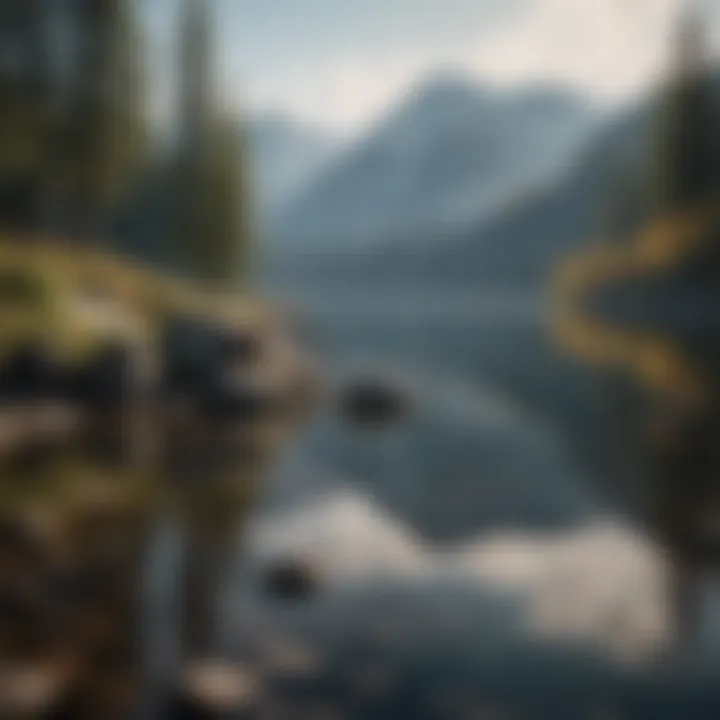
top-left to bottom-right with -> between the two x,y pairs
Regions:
145,0 -> 720,133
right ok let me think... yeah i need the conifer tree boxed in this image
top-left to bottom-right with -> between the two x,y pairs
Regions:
63,0 -> 147,241
176,0 -> 212,277
203,119 -> 253,287
652,7 -> 719,214
0,0 -> 51,232
176,0 -> 253,288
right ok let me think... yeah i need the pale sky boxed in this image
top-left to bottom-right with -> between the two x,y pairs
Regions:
145,0 -> 720,132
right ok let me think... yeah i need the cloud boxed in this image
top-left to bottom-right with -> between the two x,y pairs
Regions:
246,487 -> 668,663
235,0 -> 689,130
237,55 -> 435,132
471,0 -> 687,102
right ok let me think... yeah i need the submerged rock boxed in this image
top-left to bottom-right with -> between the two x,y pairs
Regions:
261,557 -> 322,603
339,376 -> 413,429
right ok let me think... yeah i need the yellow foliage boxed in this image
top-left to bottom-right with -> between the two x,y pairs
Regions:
551,202 -> 720,402
0,235 -> 270,368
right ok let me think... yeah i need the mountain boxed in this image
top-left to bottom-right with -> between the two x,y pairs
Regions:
424,103 -> 650,287
247,114 -> 342,221
267,100 -> 649,293
270,73 -> 597,250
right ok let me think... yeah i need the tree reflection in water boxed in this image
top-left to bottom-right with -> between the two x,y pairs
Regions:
0,409 -> 283,719
555,205 -> 720,659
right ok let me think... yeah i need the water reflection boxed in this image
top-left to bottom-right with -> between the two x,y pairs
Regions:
556,204 -> 720,657
0,413 -> 271,718
3,224 -> 720,715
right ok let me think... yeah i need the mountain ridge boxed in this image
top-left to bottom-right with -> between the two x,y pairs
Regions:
268,72 -> 598,250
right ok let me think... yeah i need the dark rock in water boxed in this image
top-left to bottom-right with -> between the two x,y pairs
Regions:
261,557 -> 321,602
339,377 -> 412,429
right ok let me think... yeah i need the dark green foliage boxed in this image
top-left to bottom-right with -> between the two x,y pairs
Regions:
175,0 -> 253,288
176,119 -> 254,289
0,0 -> 147,240
199,119 -> 253,287
652,74 -> 719,213
0,0 -> 256,282
596,11 -> 720,250
61,0 -> 148,239
651,12 -> 720,214
0,0 -> 51,231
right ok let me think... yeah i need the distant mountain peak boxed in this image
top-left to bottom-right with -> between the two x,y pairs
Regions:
269,72 -> 598,250
390,72 -> 590,124
403,70 -> 493,104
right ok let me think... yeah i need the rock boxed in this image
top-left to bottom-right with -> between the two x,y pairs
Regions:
338,377 -> 412,429
261,557 -> 322,603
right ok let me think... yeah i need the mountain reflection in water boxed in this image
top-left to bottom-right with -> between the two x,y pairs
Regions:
3,283 -> 720,717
